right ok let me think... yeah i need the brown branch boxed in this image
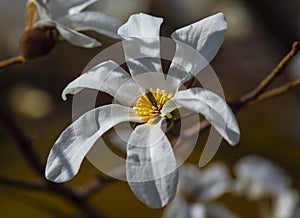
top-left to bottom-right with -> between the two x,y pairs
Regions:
79,175 -> 118,199
0,176 -> 44,191
230,41 -> 300,111
249,79 -> 300,105
0,104 -> 44,176
0,176 -> 106,218
46,181 -> 106,218
0,55 -> 24,69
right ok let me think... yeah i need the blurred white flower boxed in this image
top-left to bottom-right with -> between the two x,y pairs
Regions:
45,13 -> 240,208
163,163 -> 238,218
32,0 -> 123,48
234,155 -> 299,218
234,155 -> 291,199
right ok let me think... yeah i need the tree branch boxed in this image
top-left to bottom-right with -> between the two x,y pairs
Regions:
230,41 -> 300,111
249,79 -> 300,105
0,104 -> 44,176
79,175 -> 118,199
0,176 -> 107,218
0,176 -> 44,191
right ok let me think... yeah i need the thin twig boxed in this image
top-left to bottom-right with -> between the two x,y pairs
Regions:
230,41 -> 300,111
0,176 -> 44,191
46,181 -> 106,218
255,41 -> 300,93
0,176 -> 106,218
79,175 -> 118,199
249,79 -> 300,105
0,104 -> 44,176
0,55 -> 24,69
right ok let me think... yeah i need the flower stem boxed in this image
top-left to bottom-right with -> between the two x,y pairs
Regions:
0,55 -> 24,69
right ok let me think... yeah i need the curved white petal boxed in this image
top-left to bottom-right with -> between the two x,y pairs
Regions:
68,0 -> 98,15
37,19 -> 101,48
273,189 -> 298,218
234,155 -> 291,199
162,88 -> 240,145
62,60 -> 141,107
179,163 -> 233,202
45,104 -> 142,183
189,204 -> 206,218
55,22 -> 101,48
168,13 -> 227,85
207,203 -> 239,218
58,11 -> 124,39
34,0 -> 51,20
46,0 -> 98,19
197,163 -> 233,201
126,121 -> 178,208
118,13 -> 166,90
163,195 -> 192,218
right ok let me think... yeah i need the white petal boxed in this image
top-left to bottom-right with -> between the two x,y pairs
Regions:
68,0 -> 98,15
126,122 -> 178,208
180,163 -> 233,201
62,60 -> 141,107
179,164 -> 203,194
206,203 -> 239,218
168,13 -> 227,85
37,19 -> 101,47
189,204 -> 206,218
45,104 -> 141,183
197,163 -> 233,201
118,13 -> 166,90
162,88 -> 240,145
46,0 -> 97,18
34,0 -> 51,20
55,22 -> 101,48
234,155 -> 291,199
273,189 -> 298,218
58,11 -> 124,39
163,195 -> 191,218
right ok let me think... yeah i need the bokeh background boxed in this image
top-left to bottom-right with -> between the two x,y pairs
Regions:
0,0 -> 300,217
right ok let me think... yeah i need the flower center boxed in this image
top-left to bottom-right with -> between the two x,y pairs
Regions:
134,89 -> 173,124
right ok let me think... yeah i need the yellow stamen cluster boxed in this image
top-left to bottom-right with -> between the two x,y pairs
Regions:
134,89 -> 173,124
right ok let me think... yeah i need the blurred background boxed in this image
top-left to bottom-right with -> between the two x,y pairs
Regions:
0,0 -> 300,217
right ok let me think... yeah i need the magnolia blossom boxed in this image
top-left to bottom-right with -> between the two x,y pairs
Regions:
234,155 -> 298,218
163,163 -> 238,218
31,0 -> 123,48
45,13 -> 240,208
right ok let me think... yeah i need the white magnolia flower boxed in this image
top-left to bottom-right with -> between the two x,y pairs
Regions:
31,0 -> 123,48
163,163 -> 238,218
234,155 -> 299,218
234,155 -> 291,199
45,13 -> 240,208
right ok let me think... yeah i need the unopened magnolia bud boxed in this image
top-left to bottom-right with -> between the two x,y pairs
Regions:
20,26 -> 59,60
